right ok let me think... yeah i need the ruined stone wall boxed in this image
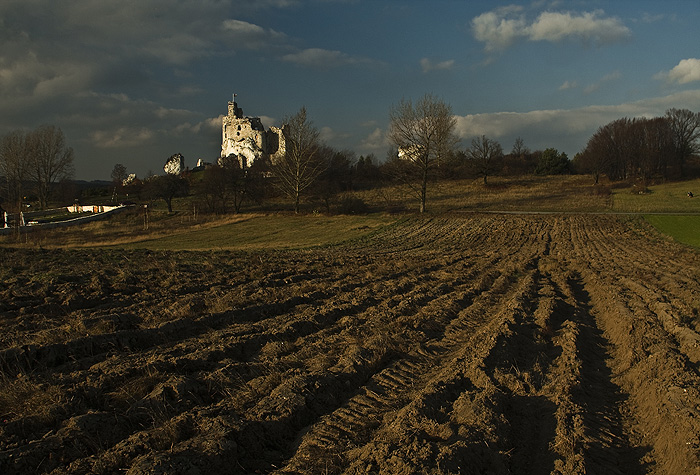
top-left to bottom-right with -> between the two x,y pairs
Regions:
267,126 -> 287,165
221,101 -> 286,168
164,153 -> 185,175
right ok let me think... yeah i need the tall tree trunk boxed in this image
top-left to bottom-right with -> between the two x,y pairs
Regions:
420,166 -> 428,213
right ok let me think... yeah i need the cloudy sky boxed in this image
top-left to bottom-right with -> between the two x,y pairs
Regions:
1,0 -> 699,180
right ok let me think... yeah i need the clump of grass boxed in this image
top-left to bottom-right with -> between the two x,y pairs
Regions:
150,414 -> 195,451
108,370 -> 163,410
0,374 -> 64,424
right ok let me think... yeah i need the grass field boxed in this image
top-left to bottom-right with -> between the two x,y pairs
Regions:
117,213 -> 395,251
608,177 -> 700,249
2,175 -> 700,250
644,215 -> 700,248
611,177 -> 700,213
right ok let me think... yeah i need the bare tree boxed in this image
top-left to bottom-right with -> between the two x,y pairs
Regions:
28,125 -> 74,209
638,117 -> 674,182
576,128 -> 610,184
665,108 -> 700,175
0,130 -> 31,213
467,135 -> 503,185
271,107 -> 324,213
198,156 -> 249,214
312,146 -> 354,213
578,116 -> 682,183
145,174 -> 189,213
511,136 -> 529,158
388,93 -> 457,212
111,163 -> 128,185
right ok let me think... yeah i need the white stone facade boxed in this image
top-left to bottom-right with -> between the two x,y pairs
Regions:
221,100 -> 286,168
164,153 -> 185,175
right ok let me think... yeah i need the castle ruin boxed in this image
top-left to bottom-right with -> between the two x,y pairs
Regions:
220,97 -> 286,168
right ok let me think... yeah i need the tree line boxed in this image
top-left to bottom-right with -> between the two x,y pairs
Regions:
2,102 -> 699,216
574,109 -> 700,185
0,125 -> 74,213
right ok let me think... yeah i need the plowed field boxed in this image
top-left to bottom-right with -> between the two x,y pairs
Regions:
1,214 -> 699,474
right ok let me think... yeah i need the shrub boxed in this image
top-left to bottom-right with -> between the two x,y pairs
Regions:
336,197 -> 369,215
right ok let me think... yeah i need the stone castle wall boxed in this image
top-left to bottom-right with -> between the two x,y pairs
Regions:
221,101 -> 286,168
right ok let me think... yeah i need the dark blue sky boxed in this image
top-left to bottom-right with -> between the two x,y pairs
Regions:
1,0 -> 699,180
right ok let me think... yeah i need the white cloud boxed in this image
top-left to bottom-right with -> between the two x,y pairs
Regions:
656,58 -> 700,85
0,52 -> 93,98
319,126 -> 339,143
638,13 -> 666,24
453,89 -> 700,155
471,6 -> 630,52
259,115 -> 278,129
91,127 -> 154,148
420,58 -> 455,73
282,48 -> 374,68
173,115 -> 222,135
471,6 -> 527,52
221,19 -> 287,49
559,80 -> 577,91
359,127 -> 389,152
528,10 -> 630,45
583,70 -> 622,94
222,19 -> 269,36
34,67 -> 94,97
154,105 -> 194,120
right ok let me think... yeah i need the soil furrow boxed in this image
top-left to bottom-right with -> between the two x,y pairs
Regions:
2,214 -> 700,474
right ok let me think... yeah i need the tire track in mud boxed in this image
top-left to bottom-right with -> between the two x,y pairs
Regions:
274,221 -> 553,474
275,260 -> 539,474
1,237 -> 494,473
560,214 -> 700,473
578,268 -> 700,474
248,252 -> 510,473
545,270 -> 647,474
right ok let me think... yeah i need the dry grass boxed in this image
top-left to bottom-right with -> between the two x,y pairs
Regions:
0,374 -> 64,424
1,209 -> 257,249
2,175 -> 698,252
350,175 -> 613,213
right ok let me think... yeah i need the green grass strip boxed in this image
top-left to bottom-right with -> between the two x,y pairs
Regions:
644,215 -> 700,249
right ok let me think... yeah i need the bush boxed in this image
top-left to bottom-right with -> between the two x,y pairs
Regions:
336,197 -> 369,215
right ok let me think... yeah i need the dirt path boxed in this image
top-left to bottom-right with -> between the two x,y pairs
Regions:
1,214 -> 699,474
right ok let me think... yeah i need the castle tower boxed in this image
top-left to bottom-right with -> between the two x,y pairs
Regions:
228,100 -> 243,119
220,96 -> 286,168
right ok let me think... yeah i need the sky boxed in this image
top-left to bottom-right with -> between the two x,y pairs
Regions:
1,0 -> 699,181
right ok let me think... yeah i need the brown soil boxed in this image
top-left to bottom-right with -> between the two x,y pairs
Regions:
1,214 -> 699,474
